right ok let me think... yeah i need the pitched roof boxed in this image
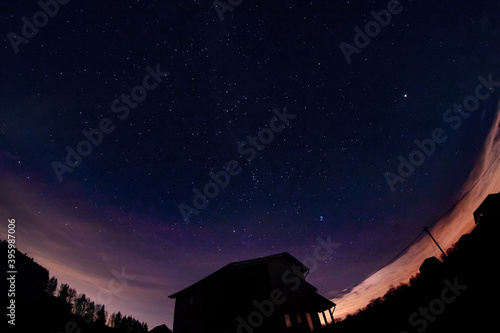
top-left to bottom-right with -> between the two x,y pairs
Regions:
473,191 -> 500,223
311,291 -> 336,311
169,252 -> 309,299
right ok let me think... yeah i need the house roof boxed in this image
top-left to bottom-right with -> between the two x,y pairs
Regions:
473,191 -> 500,223
169,252 -> 309,299
311,291 -> 336,311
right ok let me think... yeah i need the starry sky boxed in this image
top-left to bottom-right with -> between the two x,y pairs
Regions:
1,0 -> 500,329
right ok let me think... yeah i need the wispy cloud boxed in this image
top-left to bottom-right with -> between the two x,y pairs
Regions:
332,101 -> 500,319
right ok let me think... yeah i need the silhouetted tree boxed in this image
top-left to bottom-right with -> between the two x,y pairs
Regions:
108,312 -> 116,327
383,282 -> 409,302
73,293 -> 88,316
363,297 -> 382,311
105,312 -> 149,332
0,240 -> 160,333
57,283 -> 70,302
124,315 -> 133,332
132,318 -> 148,333
45,276 -> 58,295
95,304 -> 106,326
114,311 -> 122,328
68,287 -> 77,305
409,272 -> 421,287
85,300 -> 96,321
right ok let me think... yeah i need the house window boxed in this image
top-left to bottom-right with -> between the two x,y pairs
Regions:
284,314 -> 292,327
306,313 -> 314,331
324,310 -> 332,324
296,313 -> 302,324
318,312 -> 326,326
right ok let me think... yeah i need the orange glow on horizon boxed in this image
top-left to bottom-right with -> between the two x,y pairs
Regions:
331,102 -> 500,321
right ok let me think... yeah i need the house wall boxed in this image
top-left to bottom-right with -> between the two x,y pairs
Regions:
173,262 -> 274,333
267,258 -> 328,332
172,256 -> 331,333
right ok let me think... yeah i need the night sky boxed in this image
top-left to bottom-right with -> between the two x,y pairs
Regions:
1,0 -> 500,329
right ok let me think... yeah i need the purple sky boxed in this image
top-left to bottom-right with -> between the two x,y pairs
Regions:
2,105 -> 499,327
2,1 -> 500,330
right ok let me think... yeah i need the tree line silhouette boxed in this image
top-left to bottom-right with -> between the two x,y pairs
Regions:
4,192 -> 497,333
325,213 -> 498,333
47,276 -> 148,332
1,240 -> 170,333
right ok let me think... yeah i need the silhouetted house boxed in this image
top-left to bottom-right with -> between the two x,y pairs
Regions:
169,252 -> 335,333
473,191 -> 500,225
471,191 -> 500,254
419,256 -> 443,279
149,324 -> 173,333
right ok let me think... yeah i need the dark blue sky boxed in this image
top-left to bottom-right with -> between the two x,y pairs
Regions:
1,0 -> 500,328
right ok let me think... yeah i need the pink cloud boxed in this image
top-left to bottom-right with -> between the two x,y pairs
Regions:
332,101 -> 500,320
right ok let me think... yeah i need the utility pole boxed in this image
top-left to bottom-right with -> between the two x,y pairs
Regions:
423,226 -> 447,258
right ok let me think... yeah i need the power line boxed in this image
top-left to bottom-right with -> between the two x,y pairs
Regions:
386,142 -> 500,269
333,139 -> 500,299
423,226 -> 447,258
427,147 -> 500,229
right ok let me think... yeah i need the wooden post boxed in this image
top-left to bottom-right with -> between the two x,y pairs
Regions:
423,226 -> 447,258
